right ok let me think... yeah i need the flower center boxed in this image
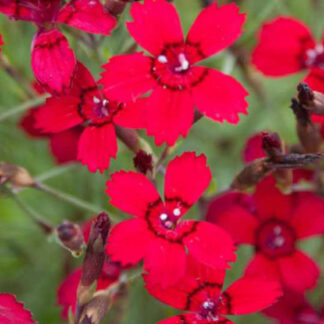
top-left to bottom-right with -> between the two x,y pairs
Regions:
305,44 -> 324,69
256,219 -> 296,259
296,309 -> 322,324
159,207 -> 181,230
199,299 -> 219,321
151,43 -> 208,91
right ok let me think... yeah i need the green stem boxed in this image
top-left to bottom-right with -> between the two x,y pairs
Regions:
0,96 -> 47,122
35,164 -> 78,182
33,182 -> 115,219
3,186 -> 53,234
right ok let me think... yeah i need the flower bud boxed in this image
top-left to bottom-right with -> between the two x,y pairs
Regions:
290,98 -> 321,153
0,163 -> 34,187
262,132 -> 283,161
297,82 -> 324,115
133,150 -> 153,174
231,159 -> 272,190
56,221 -> 85,256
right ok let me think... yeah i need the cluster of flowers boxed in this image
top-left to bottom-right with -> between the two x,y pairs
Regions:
1,1 -> 324,324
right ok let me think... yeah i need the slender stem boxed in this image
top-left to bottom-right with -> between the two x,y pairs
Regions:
33,182 -> 111,216
0,96 -> 46,122
3,186 -> 53,234
35,164 -> 77,182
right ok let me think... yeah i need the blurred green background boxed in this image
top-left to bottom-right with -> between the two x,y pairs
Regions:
1,0 -> 324,323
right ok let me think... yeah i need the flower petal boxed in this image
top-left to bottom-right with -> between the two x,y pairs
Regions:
100,53 -> 155,102
49,126 -> 82,164
277,250 -> 320,292
183,221 -> 236,270
220,277 -> 282,315
113,99 -> 147,129
106,218 -> 153,266
31,29 -> 76,95
164,152 -> 211,207
35,96 -> 83,133
245,253 -> 280,281
106,170 -> 161,218
242,133 -> 266,163
192,68 -> 248,124
187,3 -> 245,62
290,191 -> 324,239
206,192 -> 258,245
77,124 -> 117,173
252,17 -> 315,76
0,293 -> 35,324
254,176 -> 292,221
58,0 -> 116,35
127,0 -> 183,56
304,69 -> 324,94
144,238 -> 187,288
146,87 -> 194,146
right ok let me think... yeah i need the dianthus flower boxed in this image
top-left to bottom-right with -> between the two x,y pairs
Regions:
100,0 -> 248,146
35,62 -> 144,172
252,17 -> 324,93
264,289 -> 324,324
145,256 -> 282,324
19,82 -> 83,164
206,175 -> 324,292
0,0 -> 116,94
105,152 -> 236,288
0,293 -> 35,324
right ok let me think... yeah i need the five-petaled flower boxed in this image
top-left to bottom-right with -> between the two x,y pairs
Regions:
264,289 -> 324,324
145,256 -> 282,324
0,0 -> 116,94
100,0 -> 248,146
206,175 -> 324,292
35,61 -> 145,172
252,16 -> 324,93
105,152 -> 236,288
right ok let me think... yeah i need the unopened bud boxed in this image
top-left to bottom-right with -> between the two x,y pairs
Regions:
133,150 -> 153,174
262,132 -> 283,161
0,163 -> 34,187
105,0 -> 138,16
231,159 -> 272,190
290,99 -> 321,153
297,82 -> 324,115
56,221 -> 85,256
78,212 -> 111,305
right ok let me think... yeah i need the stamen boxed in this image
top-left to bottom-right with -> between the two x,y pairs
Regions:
93,96 -> 101,104
160,213 -> 168,221
174,53 -> 189,72
158,55 -> 168,64
173,208 -> 181,216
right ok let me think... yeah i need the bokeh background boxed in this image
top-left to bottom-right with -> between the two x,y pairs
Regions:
0,0 -> 324,323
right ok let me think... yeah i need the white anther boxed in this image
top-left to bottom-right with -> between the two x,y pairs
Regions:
173,208 -> 181,216
175,53 -> 189,72
93,96 -> 101,104
160,213 -> 168,221
158,55 -> 168,64
102,99 -> 109,106
316,44 -> 324,53
274,236 -> 285,247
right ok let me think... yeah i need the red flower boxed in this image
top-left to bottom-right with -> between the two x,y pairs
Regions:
0,0 -> 116,94
35,62 -> 144,172
264,289 -> 324,324
0,293 -> 35,324
144,256 -> 282,324
19,107 -> 83,164
252,17 -> 324,93
100,0 -> 248,146
206,175 -> 324,292
106,152 -> 236,288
